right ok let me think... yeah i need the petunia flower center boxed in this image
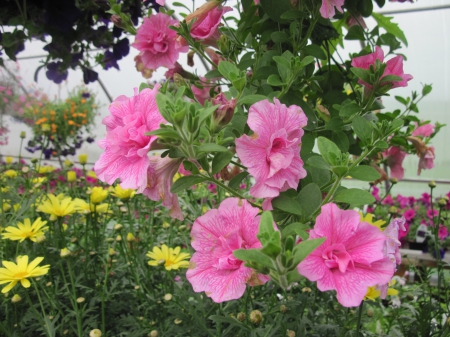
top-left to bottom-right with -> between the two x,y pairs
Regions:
214,232 -> 251,271
322,243 -> 354,273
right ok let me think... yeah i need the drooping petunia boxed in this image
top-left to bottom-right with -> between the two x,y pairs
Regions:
383,146 -> 407,180
94,86 -> 165,192
297,203 -> 395,307
186,198 -> 269,303
412,122 -> 435,138
320,0 -> 345,19
235,98 -> 307,202
143,156 -> 184,220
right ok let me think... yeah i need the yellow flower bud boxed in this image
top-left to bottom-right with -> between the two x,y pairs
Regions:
67,171 -> 77,182
250,310 -> 262,325
5,156 -> 13,164
76,297 -> 85,303
78,154 -> 88,165
89,187 -> 108,204
164,293 -> 172,301
89,329 -> 102,337
60,248 -> 71,258
11,294 -> 22,303
126,232 -> 135,242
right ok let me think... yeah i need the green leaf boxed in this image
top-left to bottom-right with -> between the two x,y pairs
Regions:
238,94 -> 268,105
325,118 -> 344,131
197,143 -> 228,153
297,183 -> 322,219
271,195 -> 303,216
171,175 -> 207,193
348,165 -> 381,181
281,222 -> 310,238
339,102 -> 361,117
306,156 -> 330,171
333,188 -> 376,205
259,211 -> 275,235
332,131 -> 349,152
233,249 -> 274,269
372,12 -> 408,46
352,116 -> 372,144
303,44 -> 326,60
218,61 -> 239,80
271,31 -> 289,43
300,56 -> 315,67
389,118 -> 404,132
204,69 -> 222,79
267,74 -> 284,86
292,238 -> 326,266
211,151 -> 234,175
228,172 -> 249,190
350,67 -> 372,84
422,84 -> 432,96
317,137 -> 341,166
374,140 -> 389,149
260,0 -> 292,23
345,25 -> 366,40
146,128 -> 180,139
280,10 -> 307,19
380,74 -> 403,83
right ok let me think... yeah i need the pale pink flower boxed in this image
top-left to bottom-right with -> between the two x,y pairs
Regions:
186,198 -> 269,302
320,0 -> 345,19
156,0 -> 165,5
346,12 -> 367,29
94,86 -> 165,192
383,217 -> 406,266
351,46 -> 413,89
412,122 -> 435,137
297,203 -> 395,307
143,156 -> 184,220
383,146 -> 406,180
418,145 -> 435,174
235,99 -> 307,200
133,13 -> 187,69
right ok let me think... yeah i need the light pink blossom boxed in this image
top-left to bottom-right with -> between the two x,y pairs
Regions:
412,122 -> 435,137
156,0 -> 165,5
297,203 -> 395,307
418,145 -> 435,174
133,13 -> 187,69
94,86 -> 165,192
384,146 -> 406,180
351,46 -> 413,89
186,198 -> 269,302
320,0 -> 345,19
235,99 -> 307,200
383,217 -> 406,266
143,156 -> 184,220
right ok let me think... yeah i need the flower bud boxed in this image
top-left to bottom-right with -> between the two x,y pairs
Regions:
148,330 -> 158,337
31,158 -> 38,164
89,329 -> 102,337
249,310 -> 262,325
439,199 -> 447,207
78,154 -> 88,165
280,305 -> 287,313
389,178 -> 398,184
388,206 -> 397,215
5,156 -> 13,164
237,312 -> 246,322
11,294 -> 22,303
164,293 -> 173,301
218,35 -> 229,55
302,287 -> 312,293
286,330 -> 296,337
126,232 -> 135,242
174,318 -> 182,325
429,180 -> 436,189
106,238 -> 114,243
60,248 -> 71,258
116,235 -> 122,242
111,14 -> 124,28
366,309 -> 374,317
67,171 -> 77,182
64,159 -> 73,168
22,166 -> 29,173
108,248 -> 116,256
114,224 -> 123,231
20,131 -> 26,139
36,235 -> 46,243
212,93 -> 236,129
77,297 -> 85,303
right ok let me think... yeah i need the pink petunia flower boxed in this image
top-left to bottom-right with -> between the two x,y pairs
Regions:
133,13 -> 187,69
403,209 -> 415,223
186,198 -> 269,302
186,3 -> 232,46
297,203 -> 395,307
438,225 -> 449,241
412,122 -> 435,138
383,217 -> 406,266
143,156 -> 184,220
351,46 -> 413,89
235,99 -> 307,201
320,0 -> 345,19
418,145 -> 435,174
156,0 -> 165,5
383,146 -> 407,180
94,86 -> 165,192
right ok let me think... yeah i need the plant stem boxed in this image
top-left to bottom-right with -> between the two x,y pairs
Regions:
355,300 -> 364,336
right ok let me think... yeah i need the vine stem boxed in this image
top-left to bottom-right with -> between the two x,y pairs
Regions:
356,300 -> 364,336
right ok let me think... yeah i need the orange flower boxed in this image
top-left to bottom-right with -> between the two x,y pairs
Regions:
81,99 -> 86,104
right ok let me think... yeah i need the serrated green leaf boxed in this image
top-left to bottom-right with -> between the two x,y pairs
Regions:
372,12 -> 408,46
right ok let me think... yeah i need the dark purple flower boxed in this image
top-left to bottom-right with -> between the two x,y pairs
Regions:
113,38 -> 129,60
86,137 -> 95,143
46,62 -> 68,84
43,148 -> 53,159
112,26 -> 123,38
82,67 -> 98,84
82,92 -> 91,98
103,51 -> 120,70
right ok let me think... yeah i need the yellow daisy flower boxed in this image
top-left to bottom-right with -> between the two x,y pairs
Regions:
88,187 -> 108,204
147,245 -> 190,271
31,177 -> 47,186
360,213 -> 386,231
73,199 -> 110,214
0,255 -> 50,293
110,185 -> 135,201
365,283 -> 398,301
3,170 -> 17,178
36,165 -> 55,174
86,170 -> 97,179
2,217 -> 48,242
37,194 -> 78,220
